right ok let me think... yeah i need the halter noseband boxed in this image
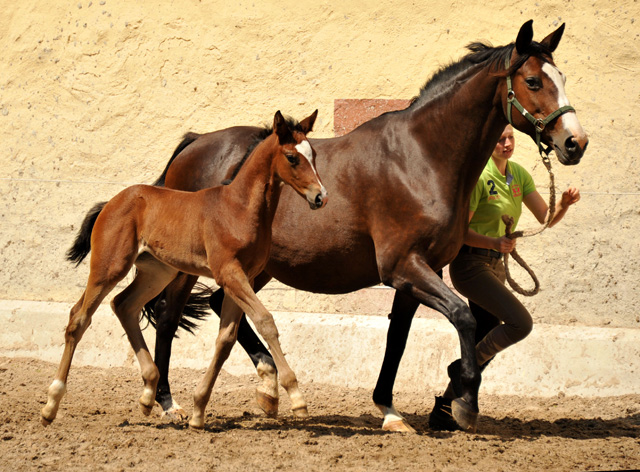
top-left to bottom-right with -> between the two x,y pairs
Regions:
505,56 -> 575,158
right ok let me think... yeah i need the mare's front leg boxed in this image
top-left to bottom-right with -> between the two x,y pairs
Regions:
152,272 -> 199,420
382,255 -> 480,433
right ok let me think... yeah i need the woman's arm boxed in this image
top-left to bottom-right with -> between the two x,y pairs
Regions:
523,187 -> 581,228
464,211 -> 517,253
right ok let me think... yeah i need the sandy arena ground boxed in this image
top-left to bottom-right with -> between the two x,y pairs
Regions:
1,357 -> 638,471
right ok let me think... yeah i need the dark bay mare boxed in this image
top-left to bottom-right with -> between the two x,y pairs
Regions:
43,111 -> 326,427
81,21 -> 587,433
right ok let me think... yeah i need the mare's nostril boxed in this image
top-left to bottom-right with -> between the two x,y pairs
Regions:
565,136 -> 578,152
314,194 -> 323,208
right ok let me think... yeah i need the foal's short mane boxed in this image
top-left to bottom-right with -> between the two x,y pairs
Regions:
407,40 -> 554,109
224,115 -> 304,183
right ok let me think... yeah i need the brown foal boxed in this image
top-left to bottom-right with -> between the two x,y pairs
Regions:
41,110 -> 326,427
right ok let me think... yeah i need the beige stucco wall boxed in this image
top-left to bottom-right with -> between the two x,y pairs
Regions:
1,0 -> 638,329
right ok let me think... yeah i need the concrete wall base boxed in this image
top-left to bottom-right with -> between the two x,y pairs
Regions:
2,300 -> 638,398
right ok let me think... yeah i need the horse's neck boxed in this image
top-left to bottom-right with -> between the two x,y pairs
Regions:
225,139 -> 282,225
407,67 -> 507,204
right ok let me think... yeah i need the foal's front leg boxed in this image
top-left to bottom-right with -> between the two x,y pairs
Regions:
189,294 -> 243,429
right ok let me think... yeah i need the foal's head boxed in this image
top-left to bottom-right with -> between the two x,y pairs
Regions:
271,110 -> 327,210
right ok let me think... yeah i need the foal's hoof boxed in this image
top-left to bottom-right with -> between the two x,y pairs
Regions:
139,401 -> 154,417
188,418 -> 205,430
40,415 -> 53,427
451,398 -> 478,433
256,391 -> 279,418
382,419 -> 416,433
161,406 -> 188,423
291,406 -> 309,419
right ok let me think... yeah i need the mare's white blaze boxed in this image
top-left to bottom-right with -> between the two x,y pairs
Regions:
542,62 -> 581,133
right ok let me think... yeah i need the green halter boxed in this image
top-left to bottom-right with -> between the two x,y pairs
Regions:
505,57 -> 576,157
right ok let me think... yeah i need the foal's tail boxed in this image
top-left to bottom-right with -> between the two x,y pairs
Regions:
66,201 -> 106,266
152,132 -> 201,187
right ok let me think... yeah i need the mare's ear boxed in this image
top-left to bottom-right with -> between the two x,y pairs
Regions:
299,109 -> 318,135
515,20 -> 534,55
540,23 -> 565,53
274,110 -> 292,142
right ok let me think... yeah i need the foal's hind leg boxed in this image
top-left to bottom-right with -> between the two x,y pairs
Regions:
111,260 -> 179,416
42,282 -> 118,425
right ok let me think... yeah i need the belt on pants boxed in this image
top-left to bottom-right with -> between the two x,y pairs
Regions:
459,244 -> 503,259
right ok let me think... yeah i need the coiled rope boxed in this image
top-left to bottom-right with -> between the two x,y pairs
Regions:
501,154 -> 556,296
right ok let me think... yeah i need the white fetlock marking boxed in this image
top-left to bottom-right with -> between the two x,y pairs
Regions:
48,380 -> 67,400
288,389 -> 306,411
256,360 -> 279,399
140,386 -> 154,406
42,380 -> 67,419
379,404 -> 406,428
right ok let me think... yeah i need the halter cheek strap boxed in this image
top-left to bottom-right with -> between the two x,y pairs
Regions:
505,57 -> 576,157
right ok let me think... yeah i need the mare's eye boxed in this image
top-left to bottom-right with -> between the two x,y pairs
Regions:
286,154 -> 299,166
525,77 -> 541,90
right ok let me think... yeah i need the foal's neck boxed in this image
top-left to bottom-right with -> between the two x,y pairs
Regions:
225,135 -> 283,223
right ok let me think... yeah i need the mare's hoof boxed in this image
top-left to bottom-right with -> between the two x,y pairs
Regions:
256,391 -> 279,418
41,415 -> 53,427
382,419 -> 417,433
291,406 -> 309,418
451,398 -> 478,433
428,396 -> 462,432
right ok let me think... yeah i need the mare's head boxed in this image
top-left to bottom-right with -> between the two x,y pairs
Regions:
271,110 -> 327,210
499,20 -> 588,164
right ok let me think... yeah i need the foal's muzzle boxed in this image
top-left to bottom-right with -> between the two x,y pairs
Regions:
307,187 -> 328,210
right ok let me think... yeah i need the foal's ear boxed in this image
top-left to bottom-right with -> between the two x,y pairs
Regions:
274,110 -> 292,142
299,109 -> 318,135
540,23 -> 565,53
515,20 -> 534,55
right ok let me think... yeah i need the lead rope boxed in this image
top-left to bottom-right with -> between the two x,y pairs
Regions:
501,154 -> 556,296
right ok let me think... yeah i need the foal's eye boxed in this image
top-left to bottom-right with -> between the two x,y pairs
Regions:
286,154 -> 299,166
525,77 -> 542,90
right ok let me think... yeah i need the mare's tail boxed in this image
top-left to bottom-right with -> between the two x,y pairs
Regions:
66,201 -> 107,266
152,132 -> 201,187
140,281 -> 213,336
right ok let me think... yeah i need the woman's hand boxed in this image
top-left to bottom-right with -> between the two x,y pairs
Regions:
561,187 -> 581,209
495,235 -> 517,253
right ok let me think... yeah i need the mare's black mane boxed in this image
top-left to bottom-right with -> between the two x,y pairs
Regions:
407,40 -> 554,109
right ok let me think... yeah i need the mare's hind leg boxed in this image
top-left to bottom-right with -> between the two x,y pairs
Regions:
209,271 -> 279,416
111,258 -> 179,416
153,273 -> 199,420
42,282 -> 119,425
